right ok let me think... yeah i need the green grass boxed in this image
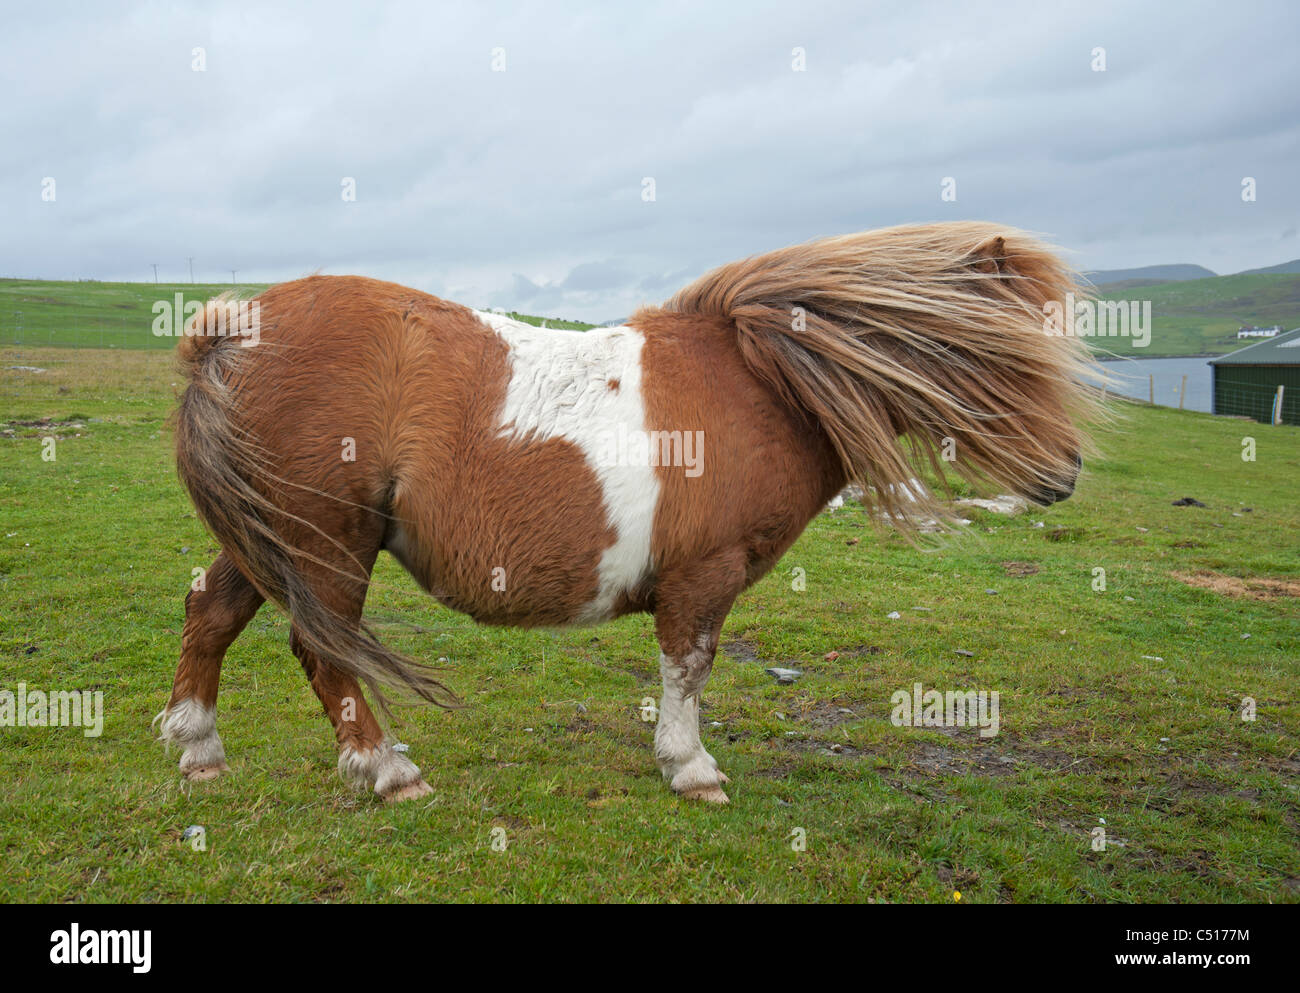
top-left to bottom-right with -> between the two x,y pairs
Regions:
1,348 -> 1297,903
0,279 -> 594,350
1091,272 -> 1300,358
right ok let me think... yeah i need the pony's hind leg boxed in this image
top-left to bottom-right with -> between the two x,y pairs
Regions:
290,627 -> 432,803
652,550 -> 748,803
159,551 -> 263,780
283,514 -> 433,803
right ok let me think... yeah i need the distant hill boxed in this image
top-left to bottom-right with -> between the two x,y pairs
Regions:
1083,264 -> 1217,287
494,311 -> 595,331
1090,272 -> 1300,358
1235,259 -> 1300,276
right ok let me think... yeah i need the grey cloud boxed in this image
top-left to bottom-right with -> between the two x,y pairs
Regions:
2,0 -> 1297,322
562,261 -> 633,292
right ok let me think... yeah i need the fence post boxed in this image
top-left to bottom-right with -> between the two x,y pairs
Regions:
1275,385 -> 1285,425
1178,373 -> 1187,410
1149,374 -> 1154,405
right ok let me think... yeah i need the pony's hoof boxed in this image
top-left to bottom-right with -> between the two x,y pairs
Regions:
182,762 -> 228,782
717,770 -> 731,784
383,779 -> 433,803
681,784 -> 730,804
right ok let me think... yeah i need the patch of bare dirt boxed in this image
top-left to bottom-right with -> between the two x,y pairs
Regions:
781,720 -> 1094,779
933,864 -> 982,888
1172,570 -> 1300,600
1002,561 -> 1040,577
1,416 -> 88,439
905,738 -> 1089,777
1046,526 -> 1086,542
790,739 -> 864,759
721,638 -> 761,664
792,700 -> 866,731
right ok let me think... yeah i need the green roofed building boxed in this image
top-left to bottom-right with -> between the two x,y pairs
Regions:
1208,327 -> 1300,425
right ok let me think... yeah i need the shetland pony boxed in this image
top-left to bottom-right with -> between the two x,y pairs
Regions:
160,222 -> 1094,803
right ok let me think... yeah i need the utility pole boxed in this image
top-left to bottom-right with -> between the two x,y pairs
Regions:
188,257 -> 195,284
151,263 -> 159,284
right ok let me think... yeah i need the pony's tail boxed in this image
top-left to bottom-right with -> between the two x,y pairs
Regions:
173,297 -> 459,715
655,222 -> 1100,530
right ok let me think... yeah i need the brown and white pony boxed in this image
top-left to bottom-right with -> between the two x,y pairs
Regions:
160,222 -> 1094,803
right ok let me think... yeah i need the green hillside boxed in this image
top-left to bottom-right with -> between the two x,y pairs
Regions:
0,278 -> 594,349
4,273 -> 1298,358
1090,272 -> 1300,358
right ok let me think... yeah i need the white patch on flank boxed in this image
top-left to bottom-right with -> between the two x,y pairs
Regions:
338,742 -> 424,796
155,698 -> 226,770
474,310 -> 659,622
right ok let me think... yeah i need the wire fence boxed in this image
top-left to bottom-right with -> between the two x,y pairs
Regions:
0,301 -> 188,412
1214,378 -> 1296,425
0,308 -> 171,350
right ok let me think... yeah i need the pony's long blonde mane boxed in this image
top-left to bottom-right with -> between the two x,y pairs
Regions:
650,221 -> 1100,530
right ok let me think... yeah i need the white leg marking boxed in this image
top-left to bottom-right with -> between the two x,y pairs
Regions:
474,311 -> 660,622
156,699 -> 227,779
654,651 -> 728,801
338,742 -> 429,800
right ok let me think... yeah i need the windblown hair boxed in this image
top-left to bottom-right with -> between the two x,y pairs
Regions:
658,221 -> 1100,528
173,297 -> 457,714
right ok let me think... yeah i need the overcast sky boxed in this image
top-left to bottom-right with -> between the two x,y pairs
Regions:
2,0 -> 1297,322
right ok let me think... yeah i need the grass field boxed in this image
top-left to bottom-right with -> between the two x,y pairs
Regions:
1,345 -> 1297,903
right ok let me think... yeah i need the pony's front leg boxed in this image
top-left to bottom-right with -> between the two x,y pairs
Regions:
655,645 -> 730,802
652,550 -> 747,803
